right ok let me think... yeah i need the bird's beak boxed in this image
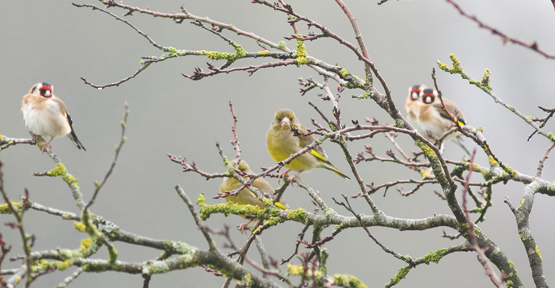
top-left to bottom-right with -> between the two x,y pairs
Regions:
281,117 -> 291,127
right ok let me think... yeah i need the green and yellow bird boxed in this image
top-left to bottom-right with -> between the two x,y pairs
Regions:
220,159 -> 287,232
266,109 -> 351,181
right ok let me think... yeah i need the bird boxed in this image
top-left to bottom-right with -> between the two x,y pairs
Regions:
405,84 -> 427,127
220,158 -> 287,232
21,82 -> 86,151
266,109 -> 351,181
417,88 -> 466,140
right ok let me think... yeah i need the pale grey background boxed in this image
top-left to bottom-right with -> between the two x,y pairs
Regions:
1,0 -> 554,287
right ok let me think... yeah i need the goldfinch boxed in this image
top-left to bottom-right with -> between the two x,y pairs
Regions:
405,84 -> 427,125
220,159 -> 287,232
417,88 -> 466,140
21,83 -> 86,151
266,109 -> 351,180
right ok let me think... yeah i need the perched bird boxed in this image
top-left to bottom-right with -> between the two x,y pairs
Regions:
417,88 -> 466,140
21,83 -> 86,151
220,158 -> 287,232
266,109 -> 351,181
405,84 -> 427,126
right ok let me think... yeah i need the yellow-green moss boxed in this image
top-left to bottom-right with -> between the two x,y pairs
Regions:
547,133 -> 554,141
287,264 -> 304,276
47,163 -> 79,188
420,169 -> 431,180
517,199 -> 524,210
108,246 -> 119,265
286,208 -> 308,223
56,260 -> 72,271
198,41 -> 246,65
389,266 -> 410,286
0,201 -> 23,214
415,141 -> 436,159
81,238 -> 93,251
0,134 -> 3,141
520,233 -> 525,241
535,245 -> 542,260
295,38 -> 306,57
288,264 -> 322,278
295,39 -> 310,66
481,69 -> 492,90
332,274 -> 368,288
197,194 -> 206,207
338,69 -> 349,77
508,261 -> 514,269
47,163 -> 66,176
506,280 -> 513,288
438,54 -> 496,94
503,165 -> 517,177
257,50 -> 269,56
238,273 -> 253,287
423,248 -> 446,264
277,41 -> 286,49
74,222 -> 87,232
488,155 -> 498,166
525,115 -> 532,120
199,201 -> 264,220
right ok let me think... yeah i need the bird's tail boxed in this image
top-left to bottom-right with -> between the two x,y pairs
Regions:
68,131 -> 86,151
319,163 -> 352,180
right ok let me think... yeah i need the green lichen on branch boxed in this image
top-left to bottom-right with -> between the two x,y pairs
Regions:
287,263 -> 323,281
331,274 -> 368,288
423,248 -> 446,264
415,141 -> 436,159
535,245 -> 542,260
437,54 -> 492,92
0,201 -> 23,214
198,40 -> 248,65
47,163 -> 80,189
295,38 -> 311,65
386,266 -> 410,287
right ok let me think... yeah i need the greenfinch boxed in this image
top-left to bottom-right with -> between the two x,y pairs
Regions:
266,109 -> 351,180
220,159 -> 287,231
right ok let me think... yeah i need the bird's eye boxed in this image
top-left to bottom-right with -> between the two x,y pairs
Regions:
277,117 -> 282,122
290,116 -> 293,120
39,89 -> 47,96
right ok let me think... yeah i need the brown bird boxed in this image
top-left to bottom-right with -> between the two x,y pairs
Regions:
21,83 -> 86,151
417,88 -> 466,141
405,84 -> 427,127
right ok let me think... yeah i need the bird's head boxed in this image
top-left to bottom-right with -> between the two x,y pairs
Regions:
421,88 -> 437,104
30,82 -> 53,98
230,158 -> 252,174
408,84 -> 426,102
272,109 -> 296,131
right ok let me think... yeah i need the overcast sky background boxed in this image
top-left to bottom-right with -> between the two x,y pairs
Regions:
1,0 -> 555,287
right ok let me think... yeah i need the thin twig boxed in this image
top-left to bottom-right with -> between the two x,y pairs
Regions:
0,164 -> 33,287
229,102 -> 241,159
446,0 -> 555,60
536,142 -> 555,177
461,150 -> 505,287
85,103 -> 129,210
